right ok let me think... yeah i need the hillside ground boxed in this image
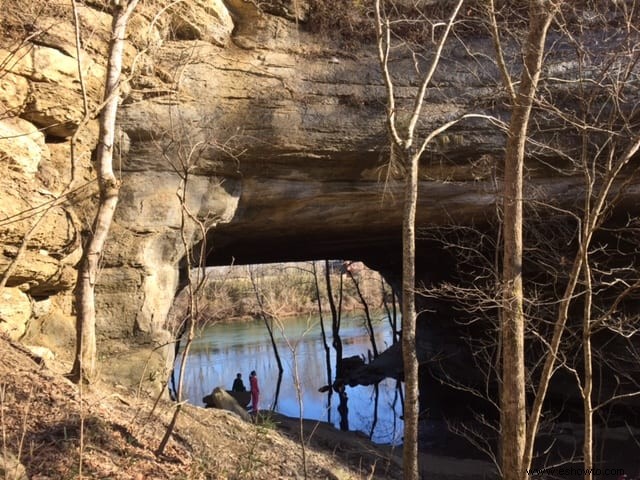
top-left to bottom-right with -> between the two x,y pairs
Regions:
0,334 -> 404,479
0,335 -> 497,479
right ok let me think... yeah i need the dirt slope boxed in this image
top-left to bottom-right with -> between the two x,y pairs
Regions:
0,335 -> 403,479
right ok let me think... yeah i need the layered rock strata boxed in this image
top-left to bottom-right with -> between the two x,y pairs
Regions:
1,1 -> 639,395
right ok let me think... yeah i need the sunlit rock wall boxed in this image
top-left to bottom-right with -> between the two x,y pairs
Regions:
2,0 -> 639,394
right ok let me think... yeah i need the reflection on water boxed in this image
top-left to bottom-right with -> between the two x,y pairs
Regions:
177,315 -> 404,444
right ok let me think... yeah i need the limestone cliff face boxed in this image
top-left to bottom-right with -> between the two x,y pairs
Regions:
2,1 -> 639,391
0,0 -> 239,387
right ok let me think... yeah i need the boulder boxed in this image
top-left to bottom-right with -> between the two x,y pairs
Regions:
0,288 -> 31,341
0,44 -> 106,138
0,72 -> 28,115
0,115 -> 81,296
24,345 -> 55,367
0,117 -> 48,176
166,0 -> 234,46
22,296 -> 76,353
341,355 -> 366,373
203,387 -> 251,422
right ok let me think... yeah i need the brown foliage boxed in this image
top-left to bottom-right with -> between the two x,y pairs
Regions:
306,0 -> 375,47
0,1 -> 71,46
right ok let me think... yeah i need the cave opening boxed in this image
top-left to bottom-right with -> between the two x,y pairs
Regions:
163,208 -> 640,466
168,258 -> 406,445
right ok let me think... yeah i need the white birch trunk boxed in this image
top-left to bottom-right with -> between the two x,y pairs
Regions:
71,0 -> 139,382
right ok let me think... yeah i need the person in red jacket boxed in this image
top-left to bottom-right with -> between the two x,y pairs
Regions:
249,370 -> 260,413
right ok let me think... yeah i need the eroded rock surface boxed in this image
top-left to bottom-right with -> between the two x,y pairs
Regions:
1,1 -> 639,396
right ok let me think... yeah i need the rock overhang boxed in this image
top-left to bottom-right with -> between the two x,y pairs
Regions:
4,0 -> 640,395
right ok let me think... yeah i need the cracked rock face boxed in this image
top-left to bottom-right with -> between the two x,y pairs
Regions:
0,0 -> 240,389
2,0 -> 640,393
114,3 -> 640,393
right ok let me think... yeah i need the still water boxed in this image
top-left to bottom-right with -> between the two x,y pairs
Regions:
178,314 -> 404,444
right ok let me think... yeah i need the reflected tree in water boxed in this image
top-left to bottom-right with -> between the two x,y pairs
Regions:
313,261 -> 333,422
346,265 -> 379,358
324,259 -> 348,429
369,383 -> 380,440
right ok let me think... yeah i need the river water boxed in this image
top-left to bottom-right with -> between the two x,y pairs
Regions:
178,314 -> 404,444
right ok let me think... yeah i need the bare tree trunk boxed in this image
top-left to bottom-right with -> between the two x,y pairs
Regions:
581,257 -> 594,480
271,315 -> 310,477
401,147 -> 420,480
156,312 -> 192,456
373,1 -> 467,476
157,125 -> 218,454
70,0 -> 139,383
273,371 -> 283,411
498,3 -> 555,477
500,93 -> 527,480
168,319 -> 188,400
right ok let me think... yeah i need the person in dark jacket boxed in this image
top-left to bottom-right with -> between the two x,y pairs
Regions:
232,373 -> 246,392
